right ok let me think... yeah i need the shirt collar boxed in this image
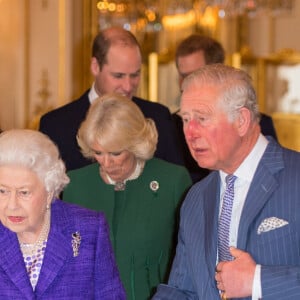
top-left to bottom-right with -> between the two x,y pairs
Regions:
220,133 -> 269,185
88,82 -> 99,104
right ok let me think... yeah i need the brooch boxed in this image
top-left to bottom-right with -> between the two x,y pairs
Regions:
150,180 -> 159,192
72,231 -> 81,257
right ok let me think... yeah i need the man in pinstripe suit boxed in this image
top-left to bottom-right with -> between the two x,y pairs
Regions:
153,64 -> 300,299
172,34 -> 278,184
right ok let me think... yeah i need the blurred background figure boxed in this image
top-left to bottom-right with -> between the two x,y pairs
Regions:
173,34 -> 278,183
0,129 -> 125,299
63,93 -> 192,299
39,26 -> 183,172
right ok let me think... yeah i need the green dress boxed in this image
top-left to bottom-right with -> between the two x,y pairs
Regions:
63,158 -> 192,300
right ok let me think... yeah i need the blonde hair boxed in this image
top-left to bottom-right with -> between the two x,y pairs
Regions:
77,93 -> 158,161
0,129 -> 69,199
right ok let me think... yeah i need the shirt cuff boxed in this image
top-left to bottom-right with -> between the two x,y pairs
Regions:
252,264 -> 262,300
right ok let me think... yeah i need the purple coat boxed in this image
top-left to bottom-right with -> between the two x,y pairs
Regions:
0,199 -> 126,299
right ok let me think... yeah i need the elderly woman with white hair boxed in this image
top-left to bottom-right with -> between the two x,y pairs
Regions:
0,129 -> 125,299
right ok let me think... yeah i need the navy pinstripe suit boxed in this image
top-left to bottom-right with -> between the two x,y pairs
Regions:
153,138 -> 300,300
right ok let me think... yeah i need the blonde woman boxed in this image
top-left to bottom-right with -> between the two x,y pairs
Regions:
63,93 -> 192,300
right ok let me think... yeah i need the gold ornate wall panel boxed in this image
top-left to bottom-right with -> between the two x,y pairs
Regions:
0,0 -> 98,130
0,0 -> 299,150
26,0 -> 98,129
272,113 -> 300,152
0,0 -> 28,130
80,0 -> 99,92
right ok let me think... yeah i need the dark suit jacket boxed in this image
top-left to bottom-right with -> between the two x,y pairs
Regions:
0,200 -> 125,299
39,90 -> 183,171
172,111 -> 278,183
153,138 -> 300,300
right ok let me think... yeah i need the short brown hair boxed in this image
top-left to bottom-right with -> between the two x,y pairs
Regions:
92,27 -> 141,70
175,34 -> 225,67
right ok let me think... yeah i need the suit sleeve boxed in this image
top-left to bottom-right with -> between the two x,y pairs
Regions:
173,166 -> 192,205
94,212 -> 126,299
152,202 -> 198,300
39,111 -> 63,139
259,113 -> 278,141
39,114 -> 53,135
261,265 -> 300,299
152,108 -> 185,166
152,230 -> 198,300
161,118 -> 185,166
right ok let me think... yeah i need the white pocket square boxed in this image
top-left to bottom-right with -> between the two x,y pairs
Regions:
257,217 -> 289,235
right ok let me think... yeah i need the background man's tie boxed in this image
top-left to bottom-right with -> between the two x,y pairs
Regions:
218,174 -> 237,261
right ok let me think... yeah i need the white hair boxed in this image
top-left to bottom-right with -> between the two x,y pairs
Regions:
0,129 -> 69,199
182,64 -> 260,123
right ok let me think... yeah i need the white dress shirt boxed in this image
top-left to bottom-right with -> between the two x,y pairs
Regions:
219,134 -> 268,300
88,82 -> 99,104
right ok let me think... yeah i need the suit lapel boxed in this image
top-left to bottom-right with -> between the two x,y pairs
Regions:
35,227 -> 70,296
203,173 -> 220,279
0,226 -> 34,299
237,140 -> 284,249
35,201 -> 72,296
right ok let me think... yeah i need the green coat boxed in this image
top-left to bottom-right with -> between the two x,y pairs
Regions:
63,158 -> 192,300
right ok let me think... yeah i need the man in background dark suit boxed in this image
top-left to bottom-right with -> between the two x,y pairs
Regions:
39,27 -> 183,171
173,34 -> 277,183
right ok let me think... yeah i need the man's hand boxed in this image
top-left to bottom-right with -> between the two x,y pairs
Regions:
215,247 -> 256,298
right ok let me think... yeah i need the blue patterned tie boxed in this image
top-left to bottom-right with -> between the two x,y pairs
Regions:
218,174 -> 237,262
